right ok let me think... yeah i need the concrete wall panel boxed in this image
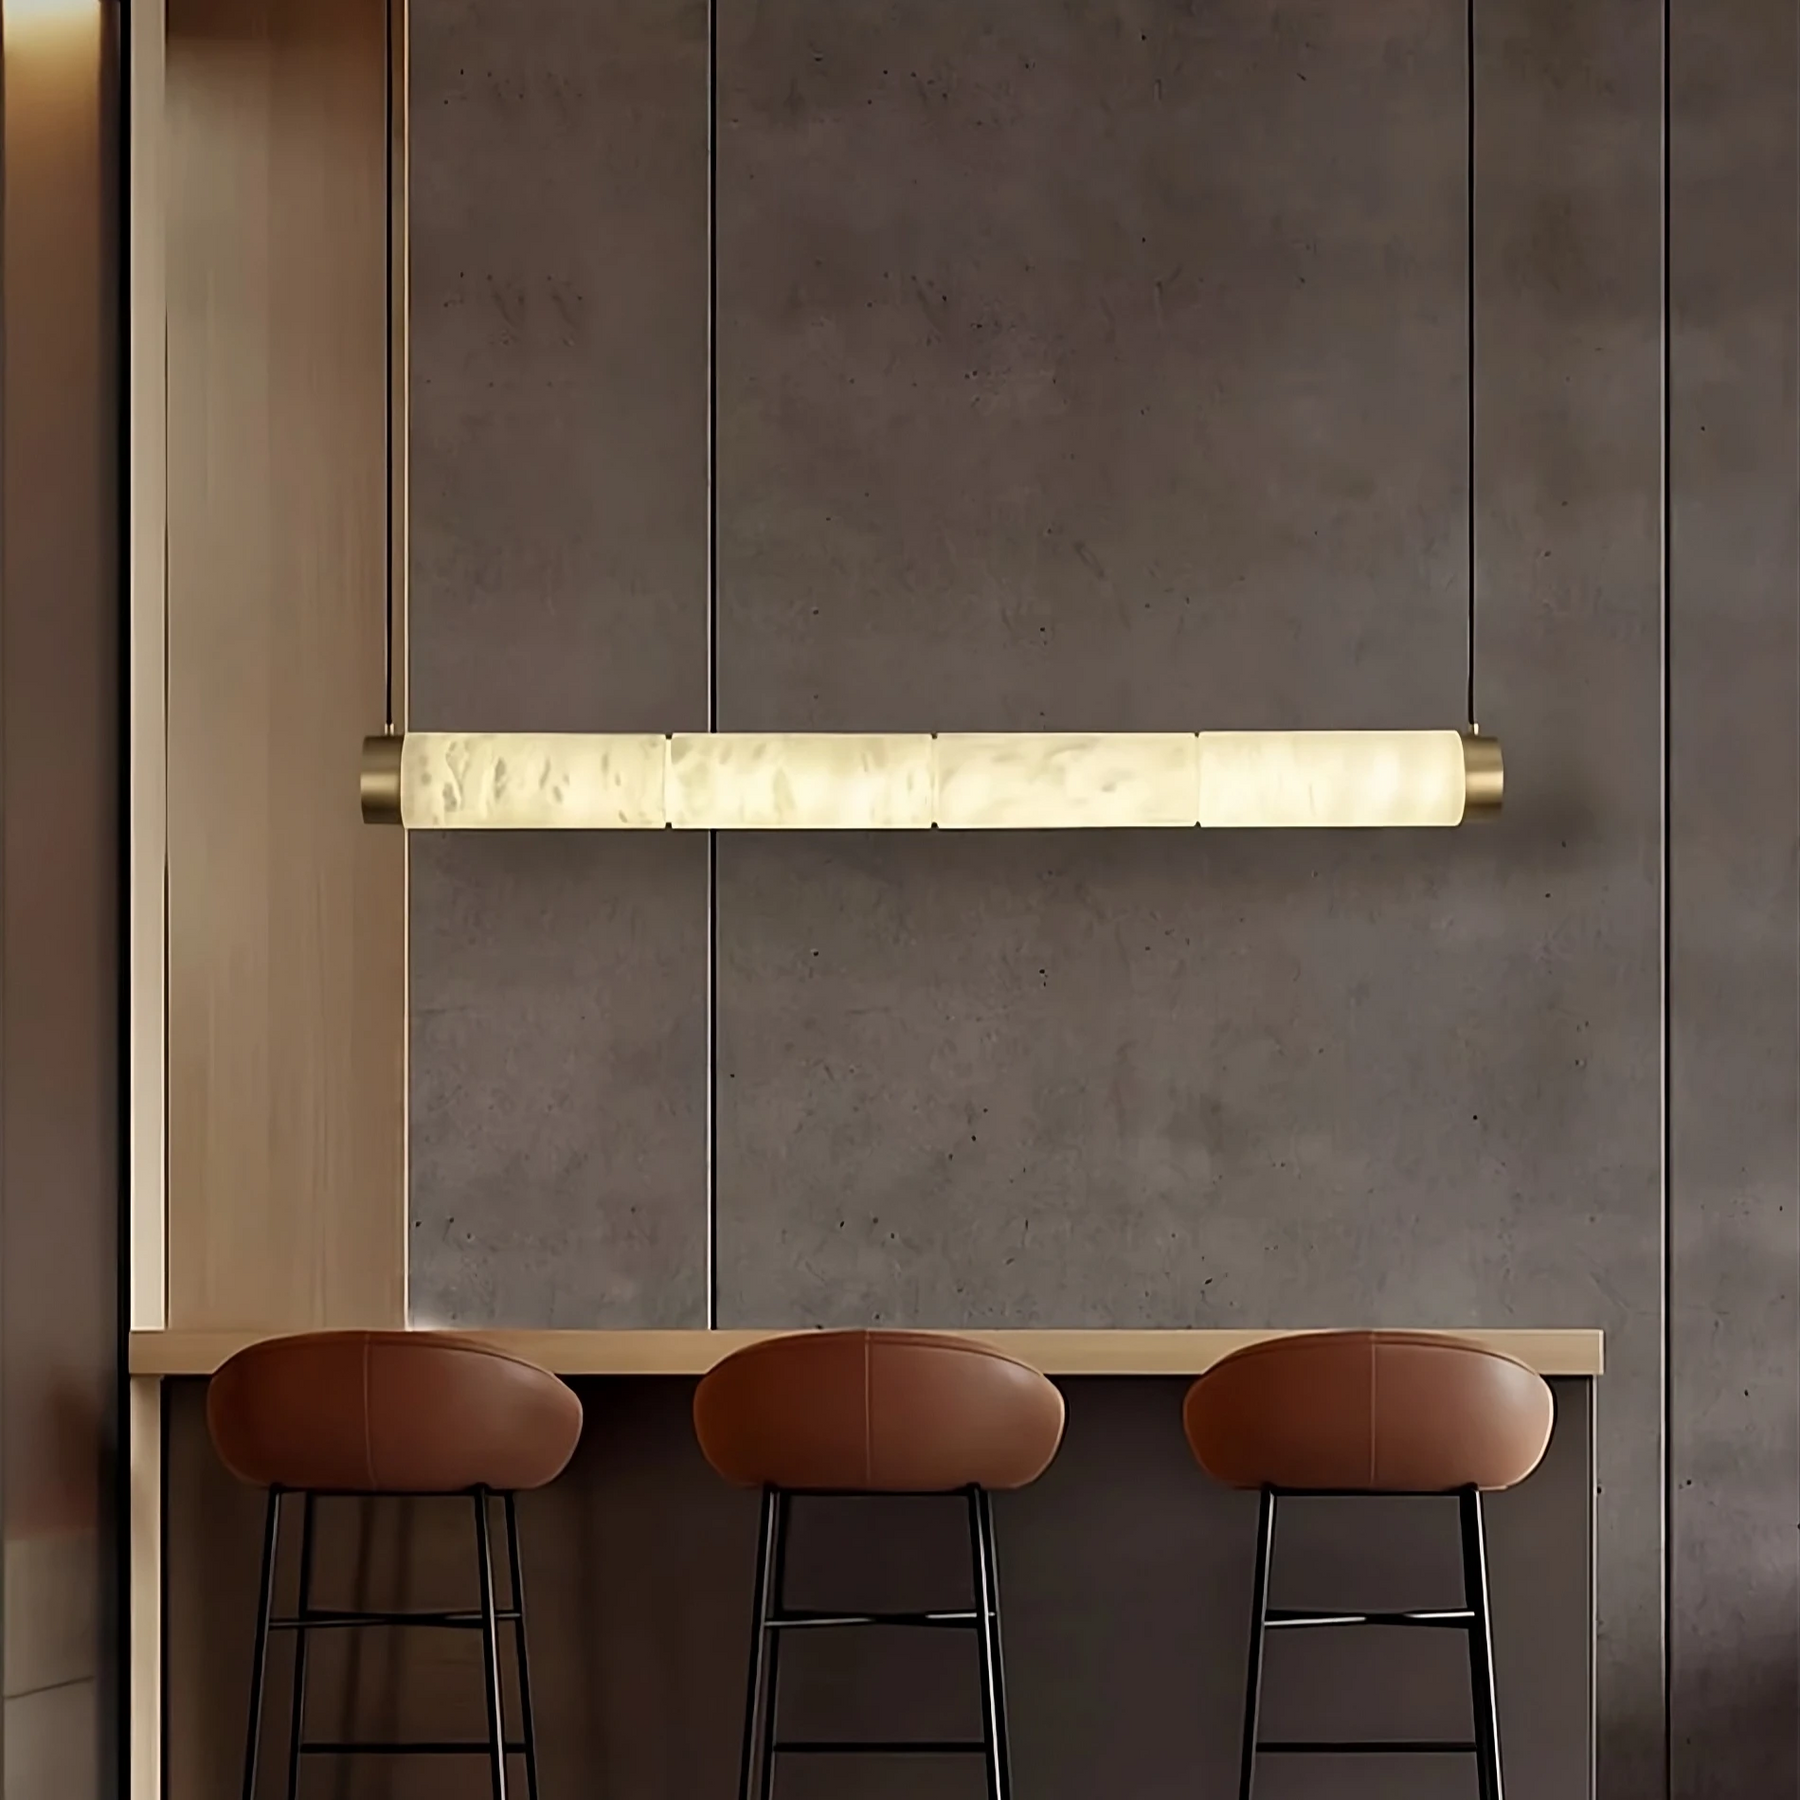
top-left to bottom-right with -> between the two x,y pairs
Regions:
408,0 -> 709,1324
1668,1 -> 1800,1792
398,0 -> 1800,1785
713,6 -> 1662,1789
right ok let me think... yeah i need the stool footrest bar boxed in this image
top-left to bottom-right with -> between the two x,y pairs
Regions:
1263,1608 -> 1475,1629
1257,1739 -> 1478,1755
773,1740 -> 988,1756
768,1608 -> 978,1630
272,1609 -> 522,1630
299,1742 -> 529,1756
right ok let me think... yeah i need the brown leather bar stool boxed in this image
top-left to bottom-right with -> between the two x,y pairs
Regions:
1184,1331 -> 1553,1800
208,1332 -> 583,1800
695,1329 -> 1065,1800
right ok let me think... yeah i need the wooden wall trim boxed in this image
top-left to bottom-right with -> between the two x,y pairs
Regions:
128,0 -> 168,1335
128,1325 -> 1606,1379
127,1382 -> 162,1800
128,1379 -> 162,1800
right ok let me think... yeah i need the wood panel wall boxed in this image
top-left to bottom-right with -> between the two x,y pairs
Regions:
161,0 -> 405,1331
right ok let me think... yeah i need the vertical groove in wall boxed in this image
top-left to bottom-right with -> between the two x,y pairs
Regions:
704,0 -> 720,1327
1657,0 -> 1673,1794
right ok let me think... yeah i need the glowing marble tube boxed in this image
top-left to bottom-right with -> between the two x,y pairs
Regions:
362,730 -> 1501,830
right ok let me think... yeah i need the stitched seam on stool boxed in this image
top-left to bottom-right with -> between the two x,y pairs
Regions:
1366,1336 -> 1377,1489
361,1340 -> 376,1490
862,1335 -> 873,1488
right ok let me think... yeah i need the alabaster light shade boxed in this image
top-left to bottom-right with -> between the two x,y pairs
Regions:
363,730 -> 1502,830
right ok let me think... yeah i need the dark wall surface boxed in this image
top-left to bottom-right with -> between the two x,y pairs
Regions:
406,2 -> 1799,1795
167,1376 -> 1595,1800
1,4 -> 123,1792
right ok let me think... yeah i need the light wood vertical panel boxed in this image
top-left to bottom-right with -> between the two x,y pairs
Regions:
130,0 -> 169,1333
128,1380 -> 161,1800
164,0 -> 404,1329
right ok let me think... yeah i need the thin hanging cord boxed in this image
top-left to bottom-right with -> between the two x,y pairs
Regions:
1465,0 -> 1478,732
383,0 -> 397,732
704,0 -> 720,1329
1657,0 -> 1672,1788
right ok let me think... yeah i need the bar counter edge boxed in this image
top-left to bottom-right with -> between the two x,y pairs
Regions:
129,1325 -> 1604,1378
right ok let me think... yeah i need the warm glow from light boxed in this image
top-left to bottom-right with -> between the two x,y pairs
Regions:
402,732 -> 666,829
1197,730 -> 1467,828
373,731 -> 1497,830
670,733 -> 933,830
935,734 -> 1199,829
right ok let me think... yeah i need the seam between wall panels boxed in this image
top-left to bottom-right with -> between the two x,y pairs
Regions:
1657,0 -> 1673,1794
703,0 -> 720,1331
1366,1337 -> 1377,1489
361,1342 -> 377,1490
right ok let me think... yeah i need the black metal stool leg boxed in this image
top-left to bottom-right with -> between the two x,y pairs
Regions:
502,1493 -> 543,1800
472,1488 -> 510,1800
737,1486 -> 781,1800
282,1493 -> 317,1800
974,1488 -> 1015,1800
965,1490 -> 1002,1800
754,1490 -> 792,1800
1460,1488 -> 1504,1800
1237,1487 -> 1277,1800
241,1488 -> 284,1800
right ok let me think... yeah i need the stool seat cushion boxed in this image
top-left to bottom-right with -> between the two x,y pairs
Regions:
694,1330 -> 1065,1492
207,1332 -> 583,1493
1183,1331 -> 1553,1493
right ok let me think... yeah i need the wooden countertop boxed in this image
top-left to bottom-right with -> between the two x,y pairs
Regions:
129,1326 -> 1603,1378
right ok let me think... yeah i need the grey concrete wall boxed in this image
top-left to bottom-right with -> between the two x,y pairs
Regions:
408,0 -> 711,1324
711,4 -> 1662,1794
406,0 -> 1800,1793
165,1376 -> 1594,1800
1668,2 -> 1800,1794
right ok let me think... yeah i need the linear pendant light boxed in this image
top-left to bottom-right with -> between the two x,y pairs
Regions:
360,729 -> 1501,829
363,0 -> 1499,834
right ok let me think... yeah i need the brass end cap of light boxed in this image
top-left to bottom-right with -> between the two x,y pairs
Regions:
1461,730 -> 1503,819
360,732 -> 404,825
